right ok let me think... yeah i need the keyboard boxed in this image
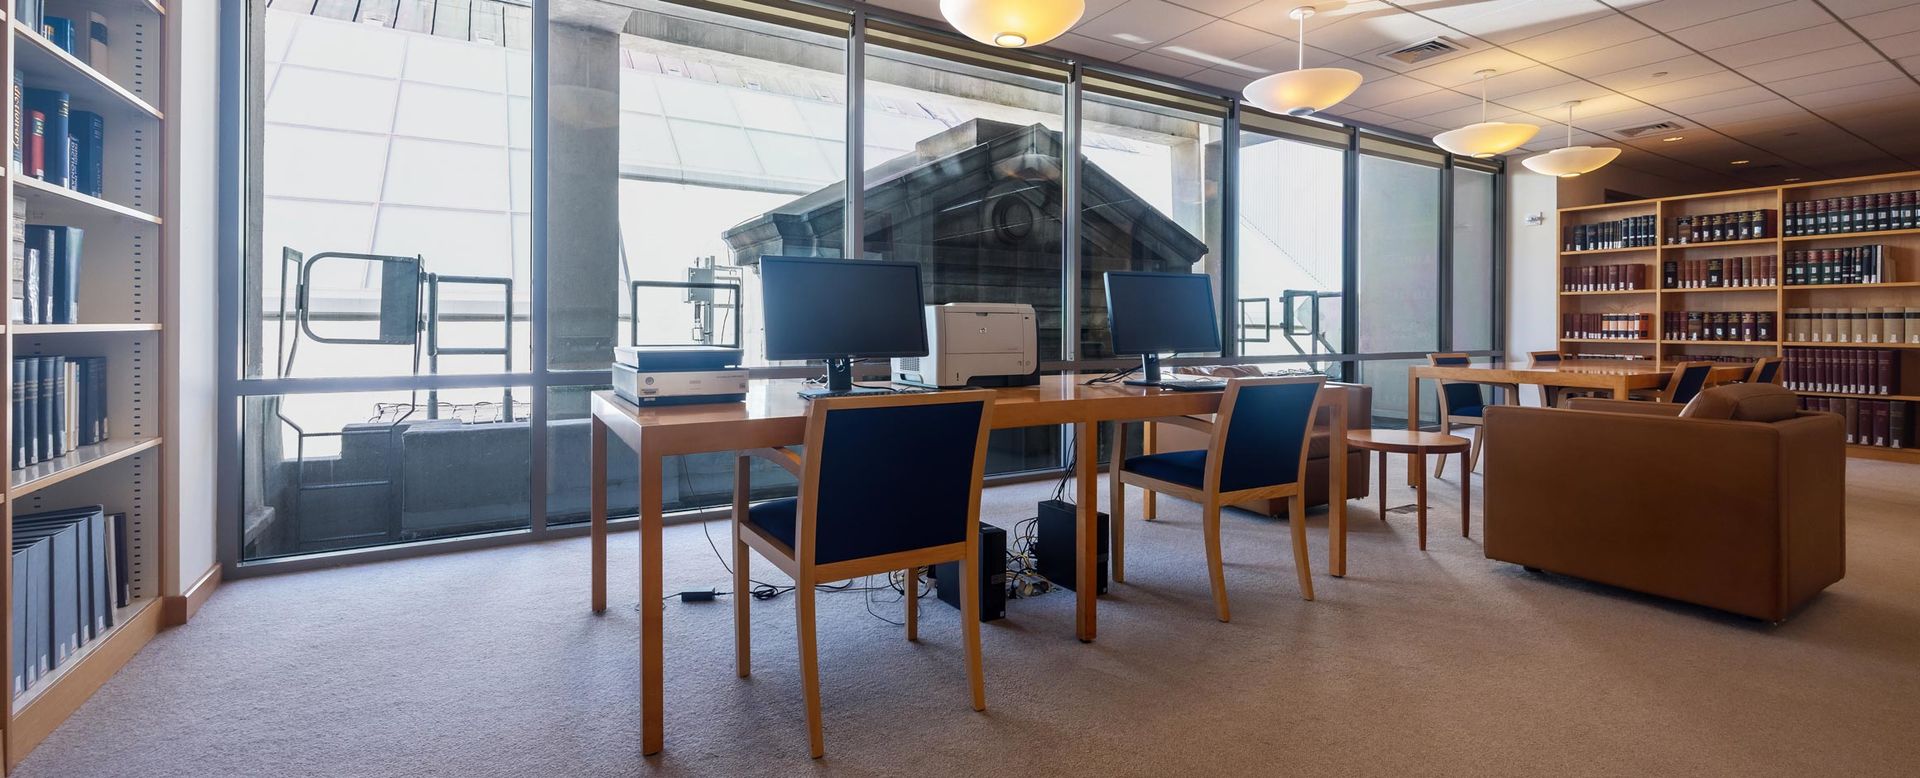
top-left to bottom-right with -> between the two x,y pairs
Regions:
1161,380 -> 1227,392
797,386 -> 942,400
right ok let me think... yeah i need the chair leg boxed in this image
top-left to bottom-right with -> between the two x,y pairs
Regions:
1288,495 -> 1314,602
1468,426 -> 1486,474
796,582 -> 824,758
1377,451 -> 1388,521
1202,499 -> 1229,623
1142,422 -> 1157,521
904,567 -> 919,642
732,458 -> 751,679
960,549 -> 986,712
1111,423 -> 1127,583
1434,416 -> 1451,479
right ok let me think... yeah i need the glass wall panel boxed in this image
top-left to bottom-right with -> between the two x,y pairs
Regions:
240,386 -> 531,561
1080,89 -> 1224,360
1237,132 -> 1345,370
1356,151 -> 1442,422
249,8 -> 532,379
1451,167 -> 1497,352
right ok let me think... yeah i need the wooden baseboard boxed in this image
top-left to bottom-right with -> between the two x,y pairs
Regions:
163,564 -> 221,627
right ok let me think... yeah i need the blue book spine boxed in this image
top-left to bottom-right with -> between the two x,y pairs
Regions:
73,111 -> 104,198
42,16 -> 76,55
10,70 -> 20,166
21,89 -> 70,188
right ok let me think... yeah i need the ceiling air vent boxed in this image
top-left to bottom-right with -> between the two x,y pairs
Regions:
1614,121 -> 1686,139
1378,37 -> 1464,65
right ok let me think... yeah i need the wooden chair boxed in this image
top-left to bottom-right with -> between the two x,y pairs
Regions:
1748,356 -> 1783,385
1528,350 -> 1578,407
1109,375 -> 1326,620
1657,361 -> 1716,403
732,390 -> 994,758
1428,353 -> 1514,478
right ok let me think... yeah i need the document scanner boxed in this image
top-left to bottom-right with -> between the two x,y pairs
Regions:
892,303 -> 1040,389
612,346 -> 747,406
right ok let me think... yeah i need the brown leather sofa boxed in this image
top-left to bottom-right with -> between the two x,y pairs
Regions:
1483,385 -> 1845,622
1154,379 -> 1371,513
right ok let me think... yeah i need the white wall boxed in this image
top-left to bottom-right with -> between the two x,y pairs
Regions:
166,0 -> 221,591
1505,165 -> 1558,404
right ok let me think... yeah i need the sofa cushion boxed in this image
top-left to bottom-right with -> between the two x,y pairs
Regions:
1680,383 -> 1800,422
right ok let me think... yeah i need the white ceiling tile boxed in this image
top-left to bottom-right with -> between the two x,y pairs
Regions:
1854,4 -> 1920,40
1819,0 -> 1915,19
1583,106 -> 1683,135
1183,67 -> 1258,91
1737,44 -> 1886,84
1480,65 -> 1580,99
1507,15 -> 1653,63
1902,55 -> 1920,76
1371,87 -> 1479,119
1116,49 -> 1209,78
1793,79 -> 1920,110
1291,6 -> 1459,60
1227,0 -> 1389,41
1233,43 -> 1398,80
1498,79 -> 1615,112
1419,101 -> 1534,129
1156,20 -> 1284,70
1525,92 -> 1640,125
1588,55 -> 1723,93
1769,61 -> 1906,96
1658,85 -> 1775,116
1705,23 -> 1854,69
1405,0 -> 1613,45
1877,29 -> 1920,59
1045,32 -> 1142,64
1687,99 -> 1812,126
1665,1 -> 1831,51
1401,48 -> 1540,88
1162,0 -> 1264,18
1550,35 -> 1692,78
1073,0 -> 1214,48
1338,73 -> 1443,108
1622,70 -> 1747,103
1619,0 -> 1794,32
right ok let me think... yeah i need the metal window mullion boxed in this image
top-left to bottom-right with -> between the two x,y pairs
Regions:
1438,155 -> 1454,353
529,0 -> 551,534
844,11 -> 865,259
1060,63 -> 1083,470
1340,127 -> 1359,382
1220,102 -> 1240,359
1493,160 -> 1508,359
216,0 -> 256,574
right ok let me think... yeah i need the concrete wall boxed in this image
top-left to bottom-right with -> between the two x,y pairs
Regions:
1505,165 -> 1559,405
168,0 -> 222,590
1556,161 -> 1736,208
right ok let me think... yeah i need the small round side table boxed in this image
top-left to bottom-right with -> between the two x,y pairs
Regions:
1345,429 -> 1472,550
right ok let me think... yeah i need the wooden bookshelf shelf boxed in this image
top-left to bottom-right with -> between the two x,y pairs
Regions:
10,23 -> 162,121
1661,340 -> 1779,346
9,438 -> 163,497
13,174 -> 162,225
1559,289 -> 1655,296
1782,281 -> 1920,291
1783,227 -> 1920,243
1846,444 -> 1920,463
1782,341 -> 1920,349
1663,286 -> 1780,293
9,323 -> 161,334
1660,237 -> 1779,250
1561,246 -> 1656,256
1795,390 -> 1920,402
1561,338 -> 1656,343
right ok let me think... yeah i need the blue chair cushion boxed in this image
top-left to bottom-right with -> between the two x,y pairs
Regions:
1450,403 -> 1485,418
1123,450 -> 1208,489
747,498 -> 801,550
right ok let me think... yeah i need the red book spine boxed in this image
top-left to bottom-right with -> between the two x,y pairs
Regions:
28,109 -> 45,179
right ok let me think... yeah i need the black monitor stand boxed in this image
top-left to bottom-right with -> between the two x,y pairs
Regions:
1122,354 -> 1164,387
798,358 -> 891,400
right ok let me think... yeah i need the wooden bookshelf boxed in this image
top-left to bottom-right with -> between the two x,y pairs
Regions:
1556,169 -> 1920,463
1,1 -> 171,770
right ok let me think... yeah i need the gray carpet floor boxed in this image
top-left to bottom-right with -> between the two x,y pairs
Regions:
17,457 -> 1920,777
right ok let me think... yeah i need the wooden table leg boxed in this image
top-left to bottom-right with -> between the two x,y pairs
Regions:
1377,451 -> 1387,520
1406,372 -> 1421,486
1414,452 -> 1428,551
1329,399 -> 1348,578
1075,421 -> 1099,643
1111,421 -> 1126,584
639,449 -> 665,755
591,417 -> 608,614
1461,449 -> 1471,539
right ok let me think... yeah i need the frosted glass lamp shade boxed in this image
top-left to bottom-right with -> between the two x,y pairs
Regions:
1242,67 -> 1363,116
1434,121 -> 1538,158
940,0 -> 1085,48
1522,145 -> 1622,177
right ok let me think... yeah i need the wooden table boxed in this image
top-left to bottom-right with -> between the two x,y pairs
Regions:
1346,429 -> 1470,550
589,375 -> 1350,755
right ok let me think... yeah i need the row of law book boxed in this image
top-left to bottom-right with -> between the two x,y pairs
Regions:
1562,263 -> 1648,291
1562,313 -> 1650,340
1799,397 -> 1911,449
1662,311 -> 1776,343
1786,192 -> 1919,236
1783,308 -> 1920,345
12,77 -> 108,199
12,2 -> 114,72
1674,353 -> 1758,364
1563,215 -> 1657,251
1664,256 -> 1776,289
12,506 -> 128,695
1783,246 -> 1892,286
1783,348 -> 1901,396
11,355 -> 109,471
1668,209 -> 1774,244
8,199 -> 87,324
1566,352 -> 1648,361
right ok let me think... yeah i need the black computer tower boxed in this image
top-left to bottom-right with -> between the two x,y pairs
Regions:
1035,498 -> 1108,594
931,524 -> 1006,622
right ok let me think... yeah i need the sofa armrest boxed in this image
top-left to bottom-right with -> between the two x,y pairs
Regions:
1564,397 -> 1683,416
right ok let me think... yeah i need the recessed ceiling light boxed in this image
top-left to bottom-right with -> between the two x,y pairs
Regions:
1112,33 -> 1153,45
1730,159 -> 1750,165
1661,136 -> 1684,142
1784,177 -> 1802,182
1651,71 -> 1669,78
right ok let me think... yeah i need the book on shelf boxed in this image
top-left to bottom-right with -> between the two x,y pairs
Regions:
1800,397 -> 1911,449
1664,256 -> 1777,288
41,16 -> 79,55
1667,209 -> 1775,244
1562,312 -> 1650,340
87,12 -> 113,74
13,1 -> 46,38
1785,307 -> 1919,344
1564,215 -> 1656,251
11,505 -> 119,694
1562,263 -> 1648,291
1786,192 -> 1919,236
1661,310 -> 1775,342
1785,245 -> 1892,285
10,355 -> 109,470
21,88 -> 72,189
71,110 -> 105,198
1784,347 -> 1900,395
19,224 -> 85,324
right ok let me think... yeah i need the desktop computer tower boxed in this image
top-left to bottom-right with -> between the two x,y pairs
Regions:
932,524 -> 1007,622
1035,499 -> 1108,594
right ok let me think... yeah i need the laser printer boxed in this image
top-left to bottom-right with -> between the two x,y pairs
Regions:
611,345 -> 748,406
892,303 -> 1039,389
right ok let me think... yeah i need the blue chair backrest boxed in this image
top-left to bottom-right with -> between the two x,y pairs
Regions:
1430,354 -> 1484,412
1533,352 -> 1562,363
1755,359 -> 1781,384
810,399 -> 986,565
1669,363 -> 1713,404
1217,380 -> 1322,493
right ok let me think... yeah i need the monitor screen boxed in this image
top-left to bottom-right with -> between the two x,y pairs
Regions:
761,256 -> 929,361
1104,271 -> 1221,356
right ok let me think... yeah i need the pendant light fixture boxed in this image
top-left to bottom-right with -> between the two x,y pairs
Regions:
1522,100 -> 1620,178
1242,6 -> 1363,117
940,0 -> 1085,49
1433,69 -> 1537,158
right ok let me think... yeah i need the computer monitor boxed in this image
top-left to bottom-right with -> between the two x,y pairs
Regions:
1103,271 -> 1221,385
760,256 -> 929,398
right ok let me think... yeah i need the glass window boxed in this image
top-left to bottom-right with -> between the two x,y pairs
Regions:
1237,132 -> 1345,368
1451,167 -> 1497,352
1356,149 -> 1442,425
